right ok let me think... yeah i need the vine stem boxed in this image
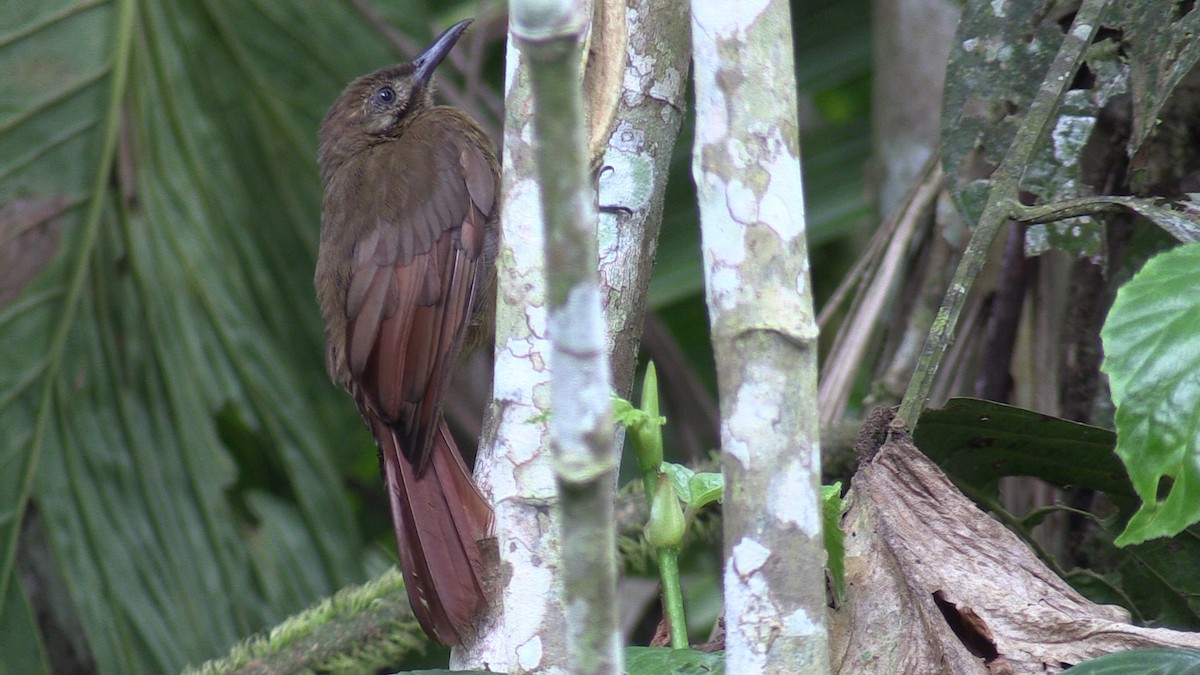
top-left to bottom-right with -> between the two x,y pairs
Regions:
896,0 -> 1109,427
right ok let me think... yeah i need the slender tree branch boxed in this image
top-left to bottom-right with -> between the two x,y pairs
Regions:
512,1 -> 621,672
595,0 -> 689,402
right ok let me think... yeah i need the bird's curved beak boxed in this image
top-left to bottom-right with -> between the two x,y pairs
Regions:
413,19 -> 473,85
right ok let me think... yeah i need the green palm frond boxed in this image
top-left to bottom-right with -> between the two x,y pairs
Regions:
0,1 -> 453,671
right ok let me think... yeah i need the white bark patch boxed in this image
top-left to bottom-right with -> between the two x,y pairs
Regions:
515,634 -> 545,671
692,0 -> 772,40
732,536 -> 771,575
768,461 -> 820,535
624,47 -> 653,108
495,337 -> 544,404
554,283 -> 606,355
759,129 -> 805,240
525,303 -> 548,343
504,41 -> 522,98
725,374 -> 784,468
1052,115 -> 1093,164
725,537 -> 775,671
794,268 -> 809,298
782,606 -> 819,635
505,180 -> 545,273
704,265 -> 741,318
649,65 -> 683,105
690,33 -> 728,142
698,171 -> 747,265
697,162 -> 748,317
549,284 -> 612,477
608,119 -> 646,154
726,179 -> 758,224
727,137 -> 748,169
490,336 -> 555,501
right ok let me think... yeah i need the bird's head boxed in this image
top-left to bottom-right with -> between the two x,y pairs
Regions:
318,19 -> 471,176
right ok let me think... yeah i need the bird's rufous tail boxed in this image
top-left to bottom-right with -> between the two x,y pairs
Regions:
373,415 -> 492,645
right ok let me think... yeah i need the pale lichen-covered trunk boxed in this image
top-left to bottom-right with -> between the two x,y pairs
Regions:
597,0 -> 690,400
460,19 -> 566,675
461,0 -> 688,671
690,1 -> 829,672
510,0 -> 622,672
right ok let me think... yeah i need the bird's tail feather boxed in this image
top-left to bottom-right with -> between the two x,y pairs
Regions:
375,416 -> 492,645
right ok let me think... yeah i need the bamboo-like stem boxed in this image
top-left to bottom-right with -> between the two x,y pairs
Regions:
896,0 -> 1109,427
690,0 -> 829,670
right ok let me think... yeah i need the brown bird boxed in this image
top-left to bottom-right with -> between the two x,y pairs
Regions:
315,20 -> 497,646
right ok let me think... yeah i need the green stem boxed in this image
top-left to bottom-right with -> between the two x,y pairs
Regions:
656,548 -> 688,649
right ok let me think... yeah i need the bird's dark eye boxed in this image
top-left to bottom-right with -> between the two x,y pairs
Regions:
374,86 -> 396,105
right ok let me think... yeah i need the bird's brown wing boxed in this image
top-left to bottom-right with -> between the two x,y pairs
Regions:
342,117 -> 496,472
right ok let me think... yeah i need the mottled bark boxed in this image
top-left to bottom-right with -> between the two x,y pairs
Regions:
463,1 -> 688,670
691,2 -> 829,671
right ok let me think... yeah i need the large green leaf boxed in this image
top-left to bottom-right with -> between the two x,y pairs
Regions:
0,1 -> 463,671
1101,243 -> 1200,546
1066,648 -> 1200,674
913,398 -> 1129,498
1112,526 -> 1200,627
626,646 -> 724,674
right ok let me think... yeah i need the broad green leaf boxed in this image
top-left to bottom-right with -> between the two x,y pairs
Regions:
913,398 -> 1129,498
1065,648 -> 1200,674
0,568 -> 50,675
1114,526 -> 1200,627
822,482 -> 845,604
1065,569 -> 1143,623
664,462 -> 696,504
1101,243 -> 1200,545
687,472 -> 724,509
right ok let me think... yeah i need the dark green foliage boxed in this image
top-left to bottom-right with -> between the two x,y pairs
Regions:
1065,648 -> 1200,674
